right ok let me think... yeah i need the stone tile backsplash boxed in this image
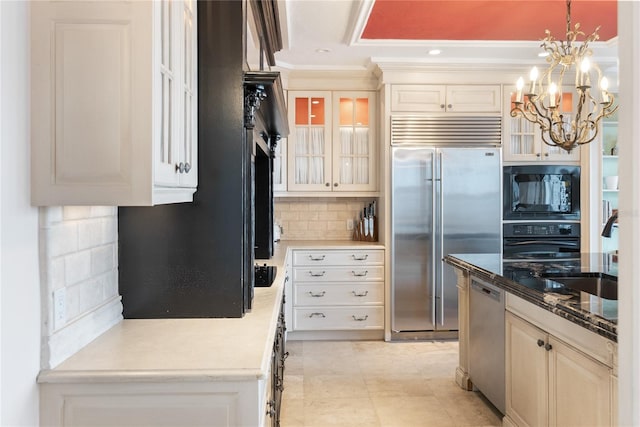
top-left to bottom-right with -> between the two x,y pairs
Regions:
274,198 -> 374,240
39,206 -> 122,368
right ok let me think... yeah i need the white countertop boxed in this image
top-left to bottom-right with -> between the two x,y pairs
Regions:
38,240 -> 383,385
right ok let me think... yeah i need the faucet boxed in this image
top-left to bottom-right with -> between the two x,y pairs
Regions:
601,212 -> 619,237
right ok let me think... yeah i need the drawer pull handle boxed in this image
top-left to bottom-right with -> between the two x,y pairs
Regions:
352,290 -> 369,297
308,255 -> 326,261
352,254 -> 369,260
309,312 -> 326,318
352,271 -> 368,277
308,291 -> 326,297
309,271 -> 326,277
352,315 -> 369,321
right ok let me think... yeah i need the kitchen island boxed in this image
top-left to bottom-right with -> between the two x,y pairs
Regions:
37,240 -> 382,426
445,253 -> 618,427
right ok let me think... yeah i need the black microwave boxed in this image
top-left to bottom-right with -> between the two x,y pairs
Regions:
503,165 -> 580,221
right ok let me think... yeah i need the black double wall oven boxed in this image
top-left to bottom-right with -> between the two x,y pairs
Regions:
503,165 -> 581,260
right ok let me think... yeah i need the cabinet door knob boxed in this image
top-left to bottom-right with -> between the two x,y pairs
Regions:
544,153 -> 549,157
545,343 -> 553,351
440,104 -> 445,109
334,183 -> 338,187
537,339 -> 545,347
447,104 -> 452,109
536,153 -> 542,157
175,162 -> 185,173
325,182 -> 330,187
184,162 -> 192,173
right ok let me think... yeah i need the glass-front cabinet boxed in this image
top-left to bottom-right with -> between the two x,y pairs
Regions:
287,91 -> 377,193
503,90 -> 580,163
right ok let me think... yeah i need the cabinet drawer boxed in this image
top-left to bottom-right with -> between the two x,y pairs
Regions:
294,282 -> 384,306
292,249 -> 383,266
294,306 -> 383,330
293,266 -> 383,282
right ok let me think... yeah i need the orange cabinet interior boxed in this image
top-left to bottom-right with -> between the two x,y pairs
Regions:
295,97 -> 325,125
339,97 -> 369,126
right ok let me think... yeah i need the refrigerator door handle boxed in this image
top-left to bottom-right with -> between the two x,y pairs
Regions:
437,151 -> 445,326
431,152 -> 438,327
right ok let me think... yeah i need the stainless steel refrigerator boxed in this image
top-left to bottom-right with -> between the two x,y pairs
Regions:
391,145 -> 501,340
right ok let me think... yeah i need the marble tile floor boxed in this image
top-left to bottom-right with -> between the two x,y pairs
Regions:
280,340 -> 502,427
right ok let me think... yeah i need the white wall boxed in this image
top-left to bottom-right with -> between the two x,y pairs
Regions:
1,1 -> 41,424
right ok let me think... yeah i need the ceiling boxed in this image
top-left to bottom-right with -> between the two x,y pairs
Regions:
274,0 -> 619,71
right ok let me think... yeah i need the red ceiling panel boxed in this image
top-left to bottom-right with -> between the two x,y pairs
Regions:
362,0 -> 617,42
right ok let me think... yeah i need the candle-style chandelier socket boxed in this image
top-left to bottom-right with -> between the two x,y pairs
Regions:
510,0 -> 618,153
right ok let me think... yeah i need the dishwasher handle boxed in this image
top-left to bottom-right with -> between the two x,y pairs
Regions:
471,280 -> 502,302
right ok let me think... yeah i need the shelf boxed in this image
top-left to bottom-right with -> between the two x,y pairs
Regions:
603,189 -> 619,193
602,155 -> 618,159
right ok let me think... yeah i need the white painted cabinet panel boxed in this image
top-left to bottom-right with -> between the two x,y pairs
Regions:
31,0 -> 197,206
292,266 -> 384,282
40,381 -> 263,427
292,249 -> 384,266
294,306 -> 383,330
549,335 -> 611,427
391,84 -> 501,113
505,312 -> 549,427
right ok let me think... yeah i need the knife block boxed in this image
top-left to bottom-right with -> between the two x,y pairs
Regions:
353,215 -> 377,242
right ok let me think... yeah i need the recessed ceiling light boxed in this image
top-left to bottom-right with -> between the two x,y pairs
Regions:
538,52 -> 550,58
428,49 -> 441,55
316,48 -> 331,54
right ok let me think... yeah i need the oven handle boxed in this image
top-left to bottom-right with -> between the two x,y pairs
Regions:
504,240 -> 580,247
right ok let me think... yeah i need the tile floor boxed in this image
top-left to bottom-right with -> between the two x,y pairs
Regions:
279,340 -> 502,427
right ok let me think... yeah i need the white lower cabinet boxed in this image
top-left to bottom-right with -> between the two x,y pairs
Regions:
505,310 -> 614,427
290,248 -> 384,332
40,381 -> 267,427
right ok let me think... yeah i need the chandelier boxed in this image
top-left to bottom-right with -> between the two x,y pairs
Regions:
510,0 -> 617,153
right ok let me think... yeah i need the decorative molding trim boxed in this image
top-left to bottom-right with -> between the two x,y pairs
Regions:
244,84 -> 267,129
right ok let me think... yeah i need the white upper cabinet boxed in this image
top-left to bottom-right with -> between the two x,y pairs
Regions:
287,91 -> 377,194
391,85 -> 501,113
31,0 -> 197,206
503,89 -> 580,163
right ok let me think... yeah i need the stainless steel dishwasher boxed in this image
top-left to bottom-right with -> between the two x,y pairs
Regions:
469,276 -> 505,414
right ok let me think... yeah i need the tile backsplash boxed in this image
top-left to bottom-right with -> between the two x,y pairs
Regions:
274,197 -> 375,241
39,206 -> 122,368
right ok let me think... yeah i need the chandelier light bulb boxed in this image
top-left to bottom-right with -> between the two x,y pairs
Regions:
579,58 -> 591,86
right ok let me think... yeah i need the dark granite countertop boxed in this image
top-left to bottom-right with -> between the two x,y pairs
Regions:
444,253 -> 618,342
